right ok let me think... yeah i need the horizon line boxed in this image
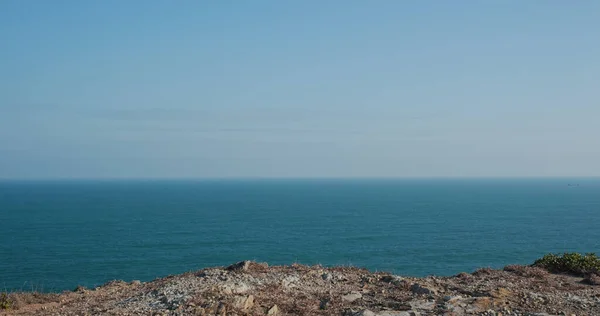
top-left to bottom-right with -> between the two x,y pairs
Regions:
1,176 -> 599,182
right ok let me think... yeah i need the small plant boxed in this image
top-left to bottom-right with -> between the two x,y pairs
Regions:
0,292 -> 13,310
533,252 -> 600,276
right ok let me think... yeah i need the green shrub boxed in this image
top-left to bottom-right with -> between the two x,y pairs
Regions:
533,252 -> 600,276
0,292 -> 13,310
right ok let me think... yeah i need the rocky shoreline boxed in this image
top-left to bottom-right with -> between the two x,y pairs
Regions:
2,261 -> 599,316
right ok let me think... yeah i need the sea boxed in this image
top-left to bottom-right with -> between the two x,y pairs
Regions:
1,178 -> 599,292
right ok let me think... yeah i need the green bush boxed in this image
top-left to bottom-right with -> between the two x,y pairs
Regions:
533,252 -> 600,276
0,292 -> 13,310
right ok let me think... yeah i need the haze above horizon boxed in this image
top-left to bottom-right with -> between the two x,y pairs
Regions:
1,1 -> 599,179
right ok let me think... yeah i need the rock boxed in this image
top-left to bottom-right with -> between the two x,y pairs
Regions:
217,302 -> 227,316
443,295 -> 462,302
584,273 -> 600,285
466,297 -> 493,312
193,307 -> 207,316
447,305 -> 466,316
381,275 -> 404,285
490,287 -> 512,299
378,311 -> 417,316
198,268 -> 225,278
322,273 -> 332,281
227,261 -> 251,272
282,275 -> 300,288
130,280 -> 142,286
221,281 -> 251,294
410,299 -> 435,310
267,304 -> 279,315
232,295 -> 254,310
320,298 -> 330,310
353,310 -> 376,316
256,262 -> 269,269
342,292 -> 363,303
410,283 -> 436,295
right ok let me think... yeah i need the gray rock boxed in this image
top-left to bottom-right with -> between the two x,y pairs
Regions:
378,311 -> 418,316
342,292 -> 363,303
353,310 -> 376,316
319,298 -> 330,310
199,268 -> 227,277
282,275 -> 300,288
409,299 -> 435,310
227,261 -> 251,272
217,302 -> 227,315
351,310 -> 418,316
443,295 -> 462,302
380,275 -> 404,286
410,283 -> 436,295
447,305 -> 466,316
221,281 -> 251,294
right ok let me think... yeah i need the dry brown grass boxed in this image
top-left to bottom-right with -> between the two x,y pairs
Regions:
1,292 -> 60,310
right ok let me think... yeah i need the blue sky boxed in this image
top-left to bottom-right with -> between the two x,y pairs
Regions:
1,1 -> 599,178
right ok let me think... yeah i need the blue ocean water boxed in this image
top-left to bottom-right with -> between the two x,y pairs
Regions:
1,178 -> 599,292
